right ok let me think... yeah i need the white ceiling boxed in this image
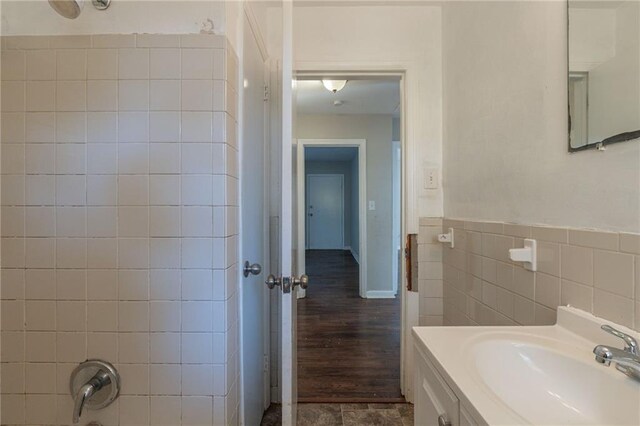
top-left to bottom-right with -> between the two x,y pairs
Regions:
296,79 -> 401,116
305,147 -> 358,162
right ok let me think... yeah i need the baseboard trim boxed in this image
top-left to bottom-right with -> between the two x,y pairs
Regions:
366,290 -> 396,299
349,247 -> 360,264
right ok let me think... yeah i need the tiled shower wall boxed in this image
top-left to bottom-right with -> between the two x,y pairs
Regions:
0,34 -> 240,425
440,219 -> 640,331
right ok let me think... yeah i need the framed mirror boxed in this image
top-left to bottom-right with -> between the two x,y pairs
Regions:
568,0 -> 640,152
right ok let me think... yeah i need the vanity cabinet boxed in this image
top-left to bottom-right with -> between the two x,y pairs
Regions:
414,345 -> 478,426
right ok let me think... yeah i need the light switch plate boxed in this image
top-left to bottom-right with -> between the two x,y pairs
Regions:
425,168 -> 439,189
368,201 -> 375,211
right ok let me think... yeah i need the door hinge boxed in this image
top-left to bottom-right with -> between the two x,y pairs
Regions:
263,84 -> 270,102
263,355 -> 269,373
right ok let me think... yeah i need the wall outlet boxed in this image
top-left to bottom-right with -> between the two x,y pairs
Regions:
368,201 -> 376,211
425,168 -> 439,189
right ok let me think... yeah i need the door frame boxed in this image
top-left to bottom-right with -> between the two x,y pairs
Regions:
305,173 -> 345,250
391,140 -> 401,295
297,139 -> 367,298
295,70 -> 410,400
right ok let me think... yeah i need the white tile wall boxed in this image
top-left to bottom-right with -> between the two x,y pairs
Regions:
1,34 -> 240,425
430,219 -> 640,331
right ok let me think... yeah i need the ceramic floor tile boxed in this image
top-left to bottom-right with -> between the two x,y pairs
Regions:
260,402 -> 413,426
297,403 -> 343,426
342,409 -> 403,426
341,403 -> 370,411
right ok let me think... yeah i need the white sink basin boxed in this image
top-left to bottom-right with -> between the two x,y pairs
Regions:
471,334 -> 640,425
413,307 -> 640,426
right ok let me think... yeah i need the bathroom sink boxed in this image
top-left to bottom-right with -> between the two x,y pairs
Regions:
470,334 -> 640,425
413,307 -> 640,426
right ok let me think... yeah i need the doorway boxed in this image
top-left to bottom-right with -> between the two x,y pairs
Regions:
294,78 -> 404,403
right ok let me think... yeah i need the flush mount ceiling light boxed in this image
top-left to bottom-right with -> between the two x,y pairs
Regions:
322,79 -> 347,93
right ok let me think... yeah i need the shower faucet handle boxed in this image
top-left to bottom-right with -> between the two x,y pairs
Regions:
70,360 -> 120,424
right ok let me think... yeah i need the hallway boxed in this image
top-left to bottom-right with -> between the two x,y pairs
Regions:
297,250 -> 402,402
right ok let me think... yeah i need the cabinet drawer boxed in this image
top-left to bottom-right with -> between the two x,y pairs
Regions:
414,347 -> 459,426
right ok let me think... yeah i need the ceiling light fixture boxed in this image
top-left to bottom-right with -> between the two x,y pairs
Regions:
322,79 -> 347,93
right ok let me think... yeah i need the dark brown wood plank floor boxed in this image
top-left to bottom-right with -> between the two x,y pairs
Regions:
297,250 -> 403,402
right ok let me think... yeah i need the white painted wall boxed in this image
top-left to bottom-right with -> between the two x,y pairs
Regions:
443,1 -> 640,233
0,0 -> 225,36
297,114 -> 394,293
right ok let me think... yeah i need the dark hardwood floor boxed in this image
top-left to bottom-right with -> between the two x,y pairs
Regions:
297,250 -> 403,402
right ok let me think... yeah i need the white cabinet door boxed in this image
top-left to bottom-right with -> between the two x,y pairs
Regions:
414,347 -> 460,426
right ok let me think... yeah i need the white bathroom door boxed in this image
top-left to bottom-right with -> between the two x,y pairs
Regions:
307,174 -> 344,249
241,9 -> 268,426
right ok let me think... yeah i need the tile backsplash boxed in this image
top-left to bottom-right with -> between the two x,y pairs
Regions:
418,218 -> 639,332
1,34 -> 240,425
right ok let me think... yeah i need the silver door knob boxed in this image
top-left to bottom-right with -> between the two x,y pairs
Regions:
265,274 -> 281,289
293,274 -> 309,290
243,261 -> 262,277
438,414 -> 451,426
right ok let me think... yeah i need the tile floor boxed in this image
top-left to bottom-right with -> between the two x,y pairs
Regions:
260,403 -> 414,426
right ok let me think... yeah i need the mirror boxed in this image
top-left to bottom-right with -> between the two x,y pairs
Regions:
568,0 -> 640,151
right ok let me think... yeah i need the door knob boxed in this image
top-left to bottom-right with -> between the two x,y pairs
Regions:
293,274 -> 309,290
265,274 -> 281,289
243,261 -> 262,277
437,414 -> 451,426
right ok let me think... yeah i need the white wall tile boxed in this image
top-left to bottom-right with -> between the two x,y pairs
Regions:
87,80 -> 118,111
150,80 -> 181,111
56,50 -> 86,81
119,80 -> 150,111
88,112 -> 117,142
26,50 -> 56,80
150,175 -> 181,206
181,49 -> 214,79
150,112 -> 180,143
150,143 -> 180,173
87,49 -> 117,79
118,270 -> 150,301
56,112 -> 86,143
150,364 -> 181,395
56,81 -> 86,111
1,37 -> 240,426
118,112 -> 149,143
87,207 -> 118,237
118,48 -> 149,79
150,48 -> 181,79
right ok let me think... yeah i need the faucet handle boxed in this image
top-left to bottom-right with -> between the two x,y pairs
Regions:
70,360 -> 120,424
601,324 -> 638,355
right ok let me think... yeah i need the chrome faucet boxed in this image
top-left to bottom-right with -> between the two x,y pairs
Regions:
593,324 -> 640,381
